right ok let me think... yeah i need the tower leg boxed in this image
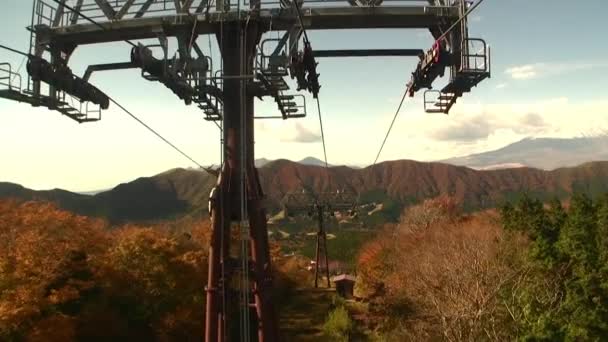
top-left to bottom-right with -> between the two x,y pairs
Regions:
248,169 -> 279,342
206,20 -> 278,342
206,175 -> 231,342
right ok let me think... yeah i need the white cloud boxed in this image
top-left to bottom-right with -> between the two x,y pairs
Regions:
505,64 -> 538,80
253,100 -> 322,143
293,123 -> 322,143
364,97 -> 608,162
244,97 -> 608,167
429,114 -> 491,142
520,112 -> 545,128
505,61 -> 608,80
495,83 -> 507,89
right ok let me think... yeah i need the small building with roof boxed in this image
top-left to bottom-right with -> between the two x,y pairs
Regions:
330,274 -> 356,298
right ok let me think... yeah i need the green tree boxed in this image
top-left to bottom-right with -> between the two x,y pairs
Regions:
502,194 -> 608,341
531,198 -> 565,267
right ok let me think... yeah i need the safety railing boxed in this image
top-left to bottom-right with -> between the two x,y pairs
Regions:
460,38 -> 490,74
259,38 -> 289,77
244,0 -> 434,9
33,0 -> 58,27
0,63 -> 23,92
33,0 -> 455,28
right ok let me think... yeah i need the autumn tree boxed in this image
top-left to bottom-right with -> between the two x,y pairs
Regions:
0,200 -> 212,341
0,200 -> 108,341
357,197 -> 518,341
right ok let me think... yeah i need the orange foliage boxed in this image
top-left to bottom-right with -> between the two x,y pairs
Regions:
356,198 -> 517,340
356,229 -> 396,298
0,200 -> 211,341
0,200 -> 108,339
25,314 -> 77,342
398,195 -> 460,232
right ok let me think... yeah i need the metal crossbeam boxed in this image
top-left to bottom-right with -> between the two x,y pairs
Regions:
49,6 -> 459,45
313,49 -> 424,57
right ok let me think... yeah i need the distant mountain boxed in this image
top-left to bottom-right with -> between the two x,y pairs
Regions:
3,160 -> 608,222
77,189 -> 111,195
297,157 -> 331,167
0,168 -> 216,223
0,182 -> 94,213
442,136 -> 608,170
255,158 -> 273,168
255,157 -> 331,168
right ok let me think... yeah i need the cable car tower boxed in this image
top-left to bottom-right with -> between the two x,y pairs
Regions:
282,189 -> 357,288
0,0 -> 490,340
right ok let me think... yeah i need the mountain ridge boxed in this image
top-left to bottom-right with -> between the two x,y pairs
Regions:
2,159 -> 608,223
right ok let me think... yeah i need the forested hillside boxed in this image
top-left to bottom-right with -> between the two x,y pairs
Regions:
3,160 -> 608,223
353,194 -> 608,340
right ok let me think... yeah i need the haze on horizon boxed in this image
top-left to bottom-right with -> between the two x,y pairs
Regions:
1,0 -> 607,192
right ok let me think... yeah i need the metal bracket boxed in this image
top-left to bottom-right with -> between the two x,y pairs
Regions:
83,62 -> 137,82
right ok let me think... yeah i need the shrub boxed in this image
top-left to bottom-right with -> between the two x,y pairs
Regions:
323,306 -> 353,341
399,195 -> 460,232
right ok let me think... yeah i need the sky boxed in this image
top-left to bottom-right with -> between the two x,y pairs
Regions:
1,0 -> 607,191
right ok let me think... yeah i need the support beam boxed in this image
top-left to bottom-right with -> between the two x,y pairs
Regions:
195,0 -> 209,13
94,0 -> 117,20
52,0 -> 66,28
135,0 -> 155,18
192,42 -> 205,58
173,0 -> 182,13
83,62 -> 137,81
182,0 -> 196,13
70,0 -> 84,25
115,0 -> 137,20
313,49 -> 424,58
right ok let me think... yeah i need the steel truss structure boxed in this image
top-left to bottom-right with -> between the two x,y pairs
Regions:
282,189 -> 357,288
0,0 -> 490,340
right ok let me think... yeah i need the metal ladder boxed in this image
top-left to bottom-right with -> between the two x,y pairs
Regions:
196,70 -> 223,121
424,90 -> 458,114
256,40 -> 307,119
